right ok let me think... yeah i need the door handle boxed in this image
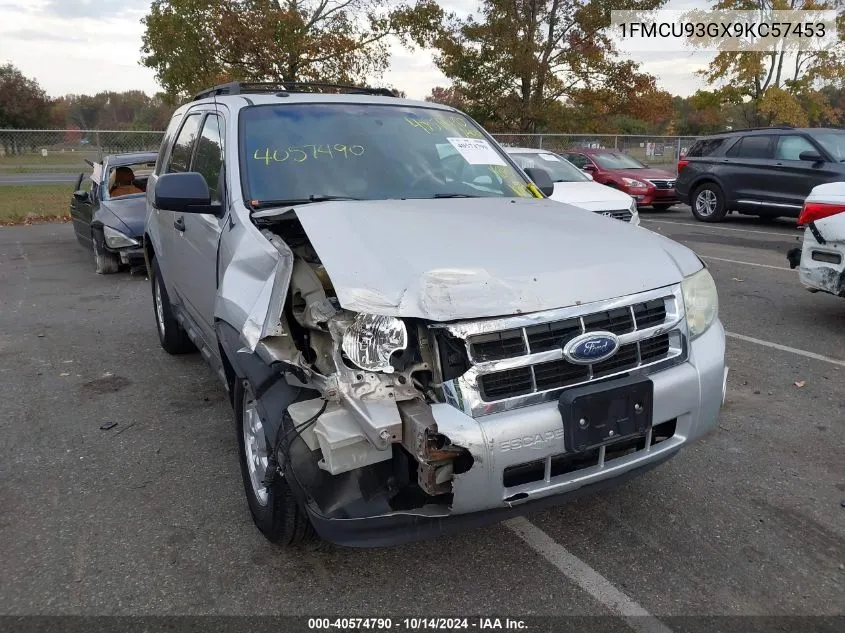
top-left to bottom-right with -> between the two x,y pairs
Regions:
174,216 -> 185,232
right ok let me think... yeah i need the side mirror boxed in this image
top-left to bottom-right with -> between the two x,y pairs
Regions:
582,163 -> 596,171
523,167 -> 555,197
155,172 -> 220,216
73,190 -> 89,202
799,150 -> 823,163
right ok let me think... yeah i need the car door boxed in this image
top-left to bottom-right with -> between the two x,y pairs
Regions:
70,172 -> 94,247
721,134 -> 776,209
169,111 -> 227,347
151,112 -> 202,304
771,134 -> 841,212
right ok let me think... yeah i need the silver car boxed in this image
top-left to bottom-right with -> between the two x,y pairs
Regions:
144,82 -> 727,547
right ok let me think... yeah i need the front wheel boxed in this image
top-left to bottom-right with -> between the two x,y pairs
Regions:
150,256 -> 195,355
691,183 -> 728,222
235,379 -> 315,546
92,230 -> 120,274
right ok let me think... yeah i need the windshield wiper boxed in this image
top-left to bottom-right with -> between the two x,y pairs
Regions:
432,193 -> 482,199
250,195 -> 361,209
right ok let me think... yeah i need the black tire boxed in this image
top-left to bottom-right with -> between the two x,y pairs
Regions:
92,229 -> 120,274
234,379 -> 315,546
651,203 -> 674,211
690,182 -> 728,222
150,256 -> 195,354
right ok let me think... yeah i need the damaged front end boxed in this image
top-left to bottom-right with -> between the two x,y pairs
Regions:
235,211 -> 484,544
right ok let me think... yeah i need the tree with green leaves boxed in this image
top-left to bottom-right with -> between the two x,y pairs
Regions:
141,0 -> 431,101
410,0 -> 669,133
0,64 -> 51,129
698,0 -> 845,125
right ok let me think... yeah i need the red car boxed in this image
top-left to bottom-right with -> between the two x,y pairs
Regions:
563,148 -> 678,210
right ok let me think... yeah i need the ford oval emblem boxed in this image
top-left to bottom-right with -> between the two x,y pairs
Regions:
563,331 -> 620,365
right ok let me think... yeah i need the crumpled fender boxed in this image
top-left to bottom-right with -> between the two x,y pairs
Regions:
214,220 -> 294,351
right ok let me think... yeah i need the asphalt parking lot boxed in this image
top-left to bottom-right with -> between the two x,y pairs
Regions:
1,207 -> 843,626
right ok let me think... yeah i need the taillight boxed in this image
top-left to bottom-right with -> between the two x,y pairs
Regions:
797,201 -> 845,226
677,158 -> 689,173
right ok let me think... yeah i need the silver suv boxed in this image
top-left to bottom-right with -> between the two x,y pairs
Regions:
144,82 -> 727,547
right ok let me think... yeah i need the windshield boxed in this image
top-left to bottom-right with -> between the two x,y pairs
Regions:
240,104 -> 538,204
591,152 -> 647,169
509,152 -> 589,182
812,131 -> 845,161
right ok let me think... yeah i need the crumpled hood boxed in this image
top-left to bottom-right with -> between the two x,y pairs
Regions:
550,182 -> 633,210
96,197 -> 146,238
293,198 -> 702,322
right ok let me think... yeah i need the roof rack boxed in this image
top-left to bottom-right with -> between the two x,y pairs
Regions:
192,81 -> 398,101
716,125 -> 795,134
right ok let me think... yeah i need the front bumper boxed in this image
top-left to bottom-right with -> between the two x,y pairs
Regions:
114,246 -> 146,269
635,188 -> 679,207
795,228 -> 845,297
296,321 -> 727,547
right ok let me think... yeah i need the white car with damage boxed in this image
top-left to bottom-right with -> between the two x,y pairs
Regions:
787,182 -> 845,298
143,83 -> 727,547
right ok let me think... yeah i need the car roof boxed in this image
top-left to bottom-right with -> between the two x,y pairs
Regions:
569,147 -> 617,154
699,127 -> 845,139
174,92 -> 459,115
104,152 -> 158,166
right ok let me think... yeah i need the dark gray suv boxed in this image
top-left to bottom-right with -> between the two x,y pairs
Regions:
676,127 -> 845,222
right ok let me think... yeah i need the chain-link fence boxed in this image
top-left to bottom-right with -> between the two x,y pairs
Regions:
0,129 -> 700,183
492,134 -> 701,173
0,130 -> 166,178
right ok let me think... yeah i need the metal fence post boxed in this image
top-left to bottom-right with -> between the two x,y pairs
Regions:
614,136 -> 618,150
677,137 -> 682,159
538,134 -> 543,150
95,130 -> 102,162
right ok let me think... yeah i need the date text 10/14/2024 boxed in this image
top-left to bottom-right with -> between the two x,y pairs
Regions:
307,618 -> 528,630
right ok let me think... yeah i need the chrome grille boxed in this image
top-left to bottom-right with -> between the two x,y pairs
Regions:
433,285 -> 688,417
648,179 -> 676,189
596,209 -> 633,222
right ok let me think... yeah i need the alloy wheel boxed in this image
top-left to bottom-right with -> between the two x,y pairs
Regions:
695,189 -> 718,217
242,384 -> 270,506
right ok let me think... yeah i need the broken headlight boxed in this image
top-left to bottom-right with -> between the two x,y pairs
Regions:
682,267 -> 718,340
103,225 -> 139,249
341,313 -> 407,373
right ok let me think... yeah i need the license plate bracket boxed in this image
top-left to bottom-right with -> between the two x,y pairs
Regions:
558,375 -> 653,453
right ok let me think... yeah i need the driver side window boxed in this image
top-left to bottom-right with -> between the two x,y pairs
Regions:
567,153 -> 588,168
166,113 -> 203,173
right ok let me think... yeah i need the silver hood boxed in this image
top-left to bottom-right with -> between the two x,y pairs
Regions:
293,198 -> 702,322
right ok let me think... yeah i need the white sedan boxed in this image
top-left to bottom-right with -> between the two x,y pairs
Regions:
787,181 -> 845,298
506,147 -> 640,225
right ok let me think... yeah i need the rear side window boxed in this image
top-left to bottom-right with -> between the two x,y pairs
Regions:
775,135 -> 817,161
166,113 -> 203,173
686,138 -> 725,157
155,113 -> 183,175
726,135 -> 775,159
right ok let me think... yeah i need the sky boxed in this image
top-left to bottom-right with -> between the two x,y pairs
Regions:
0,0 -> 714,102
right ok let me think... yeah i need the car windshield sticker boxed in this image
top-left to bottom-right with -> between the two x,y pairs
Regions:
538,153 -> 560,162
447,137 -> 506,166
